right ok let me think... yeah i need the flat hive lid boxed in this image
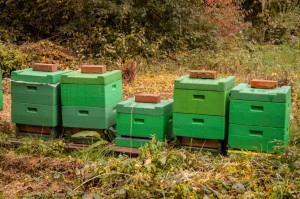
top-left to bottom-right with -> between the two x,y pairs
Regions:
230,83 -> 291,102
61,70 -> 121,85
175,75 -> 235,91
117,98 -> 173,116
11,68 -> 73,83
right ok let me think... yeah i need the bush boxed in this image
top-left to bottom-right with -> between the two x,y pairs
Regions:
0,43 -> 32,76
0,0 -> 218,60
240,0 -> 300,43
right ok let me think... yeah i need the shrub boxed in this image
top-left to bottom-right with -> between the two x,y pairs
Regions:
0,43 -> 32,76
0,0 -> 218,59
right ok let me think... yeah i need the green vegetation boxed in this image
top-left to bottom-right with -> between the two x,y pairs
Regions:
0,0 -> 300,198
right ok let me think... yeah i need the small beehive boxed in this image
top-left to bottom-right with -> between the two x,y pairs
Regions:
61,65 -> 122,129
116,94 -> 173,148
173,71 -> 235,141
228,81 -> 291,153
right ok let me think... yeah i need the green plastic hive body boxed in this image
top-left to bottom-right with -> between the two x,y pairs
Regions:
173,89 -> 231,116
115,136 -> 153,148
116,112 -> 173,140
228,124 -> 289,153
117,98 -> 173,116
11,81 -> 61,105
62,104 -> 117,129
116,98 -> 173,147
61,70 -> 121,85
173,113 -> 226,140
61,80 -> 122,107
228,83 -> 291,152
11,68 -> 72,83
229,99 -> 290,128
230,83 -> 291,102
175,75 -> 235,91
12,102 -> 60,126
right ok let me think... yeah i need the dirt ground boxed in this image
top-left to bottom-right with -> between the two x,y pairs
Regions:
0,79 -> 13,133
0,151 -> 84,198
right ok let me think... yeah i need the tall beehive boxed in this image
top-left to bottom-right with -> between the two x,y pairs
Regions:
228,82 -> 291,153
173,73 -> 235,142
11,65 -> 72,137
61,66 -> 122,129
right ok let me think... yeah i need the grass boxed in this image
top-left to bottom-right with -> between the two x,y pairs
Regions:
0,39 -> 300,198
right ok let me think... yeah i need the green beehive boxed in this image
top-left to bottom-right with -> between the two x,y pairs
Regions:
61,79 -> 122,107
116,98 -> 173,148
62,104 -> 117,129
174,75 -> 235,116
61,69 -> 122,131
11,68 -> 72,128
228,83 -> 291,153
173,113 -> 226,140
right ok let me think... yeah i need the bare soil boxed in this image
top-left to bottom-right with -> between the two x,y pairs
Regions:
0,151 -> 84,198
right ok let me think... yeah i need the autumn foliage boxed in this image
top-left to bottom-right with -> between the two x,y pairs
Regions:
206,0 -> 246,37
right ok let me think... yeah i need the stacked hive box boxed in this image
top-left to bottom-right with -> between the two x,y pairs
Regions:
116,95 -> 173,148
173,73 -> 235,150
228,83 -> 291,153
11,67 -> 71,138
61,67 -> 122,140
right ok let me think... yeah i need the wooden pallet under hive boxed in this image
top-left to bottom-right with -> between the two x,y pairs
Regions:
177,136 -> 225,154
16,124 -> 60,139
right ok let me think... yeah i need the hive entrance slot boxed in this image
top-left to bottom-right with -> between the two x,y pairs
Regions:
193,95 -> 205,100
79,110 -> 89,115
27,86 -> 37,91
134,118 -> 144,124
251,105 -> 264,111
27,107 -> 37,113
193,118 -> 204,124
249,130 -> 263,135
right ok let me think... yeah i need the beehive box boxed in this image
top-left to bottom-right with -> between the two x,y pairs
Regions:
229,83 -> 291,128
12,102 -> 60,126
115,97 -> 173,148
11,81 -> 61,105
61,69 -> 122,130
11,68 -> 71,105
61,79 -> 122,107
228,124 -> 289,153
173,113 -> 226,140
62,104 -> 117,129
174,75 -> 235,116
228,83 -> 291,152
11,68 -> 72,127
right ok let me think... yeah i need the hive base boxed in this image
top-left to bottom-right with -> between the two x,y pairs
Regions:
16,124 -> 59,139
